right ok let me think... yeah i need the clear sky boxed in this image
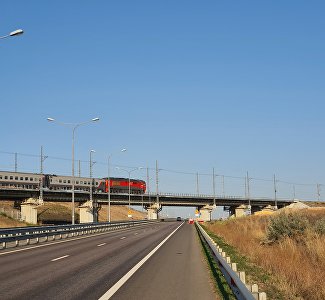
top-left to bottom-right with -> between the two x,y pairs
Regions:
1,1 -> 325,217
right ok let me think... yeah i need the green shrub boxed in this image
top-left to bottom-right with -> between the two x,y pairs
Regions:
314,218 -> 325,235
266,212 -> 309,243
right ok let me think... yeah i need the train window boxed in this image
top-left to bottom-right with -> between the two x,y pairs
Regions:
0,176 -> 2,179
68,180 -> 71,183
30,178 -> 33,181
10,176 -> 13,180
96,182 -> 98,185
59,179 -> 62,183
25,177 -> 28,180
20,177 -> 23,180
15,176 -> 18,180
76,181 -> 79,184
5,176 -> 8,180
63,180 -> 66,183
80,181 -> 83,184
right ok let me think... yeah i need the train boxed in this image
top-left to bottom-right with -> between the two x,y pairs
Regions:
0,170 -> 146,194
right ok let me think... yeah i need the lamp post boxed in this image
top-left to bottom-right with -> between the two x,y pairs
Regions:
115,167 -> 143,218
0,29 -> 24,40
47,117 -> 99,224
107,148 -> 127,222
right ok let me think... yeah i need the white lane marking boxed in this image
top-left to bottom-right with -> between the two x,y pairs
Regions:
51,255 -> 69,262
134,233 -> 138,235
120,237 -> 126,240
0,225 -> 151,257
99,222 -> 184,300
97,243 -> 106,247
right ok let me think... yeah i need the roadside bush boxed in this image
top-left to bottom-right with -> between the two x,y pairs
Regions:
266,212 -> 309,243
314,218 -> 325,235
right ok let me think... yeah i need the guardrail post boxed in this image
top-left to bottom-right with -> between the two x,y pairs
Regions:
239,271 -> 246,284
259,292 -> 267,300
226,256 -> 231,264
231,263 -> 237,272
2,241 -> 6,249
252,284 -> 259,293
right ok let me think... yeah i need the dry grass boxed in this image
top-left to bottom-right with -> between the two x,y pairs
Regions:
206,209 -> 325,299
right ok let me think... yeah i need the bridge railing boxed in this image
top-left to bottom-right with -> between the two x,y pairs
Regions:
0,220 -> 156,250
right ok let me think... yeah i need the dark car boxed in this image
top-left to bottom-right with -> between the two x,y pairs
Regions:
176,217 -> 182,221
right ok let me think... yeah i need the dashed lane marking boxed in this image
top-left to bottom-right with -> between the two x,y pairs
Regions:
51,255 -> 69,262
120,237 -> 126,240
97,243 -> 106,247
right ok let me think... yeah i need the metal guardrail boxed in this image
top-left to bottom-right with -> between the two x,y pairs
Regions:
0,220 -> 155,249
196,222 -> 257,300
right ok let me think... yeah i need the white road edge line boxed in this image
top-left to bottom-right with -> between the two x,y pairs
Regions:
97,243 -> 106,247
99,222 -> 184,300
120,237 -> 126,240
51,255 -> 69,262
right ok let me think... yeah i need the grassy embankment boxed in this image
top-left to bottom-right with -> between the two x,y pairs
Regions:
204,208 -> 325,300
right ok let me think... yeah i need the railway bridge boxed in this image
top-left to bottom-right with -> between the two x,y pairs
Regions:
0,188 -> 294,224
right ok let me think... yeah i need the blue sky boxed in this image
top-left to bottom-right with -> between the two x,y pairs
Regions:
1,1 -> 325,217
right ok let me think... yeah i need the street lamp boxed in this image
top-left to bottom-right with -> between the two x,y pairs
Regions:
115,166 -> 143,218
47,117 -> 100,224
0,29 -> 24,40
107,148 -> 127,222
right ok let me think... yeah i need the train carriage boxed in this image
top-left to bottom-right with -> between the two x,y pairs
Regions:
47,175 -> 100,192
0,171 -> 43,190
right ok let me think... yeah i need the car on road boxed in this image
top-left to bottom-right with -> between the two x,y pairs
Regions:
176,217 -> 182,221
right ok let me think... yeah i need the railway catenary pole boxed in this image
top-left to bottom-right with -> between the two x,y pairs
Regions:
47,117 -> 99,225
89,150 -> 95,202
39,146 -> 48,205
196,172 -> 199,195
14,153 -> 17,172
0,29 -> 23,40
273,174 -> 277,208
246,171 -> 251,214
115,166 -> 143,218
317,183 -> 321,201
222,175 -> 225,197
212,168 -> 216,206
156,160 -> 159,205
107,149 -> 126,222
147,167 -> 151,206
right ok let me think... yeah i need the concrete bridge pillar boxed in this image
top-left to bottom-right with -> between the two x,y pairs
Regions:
146,202 -> 162,220
197,205 -> 213,222
79,201 -> 100,223
229,204 -> 249,218
20,198 -> 38,224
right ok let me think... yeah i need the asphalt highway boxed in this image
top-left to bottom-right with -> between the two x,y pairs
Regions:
0,221 -> 216,300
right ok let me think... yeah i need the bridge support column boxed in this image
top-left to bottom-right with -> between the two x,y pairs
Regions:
79,201 -> 100,223
197,205 -> 213,222
229,204 -> 249,218
146,202 -> 162,220
20,198 -> 38,224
